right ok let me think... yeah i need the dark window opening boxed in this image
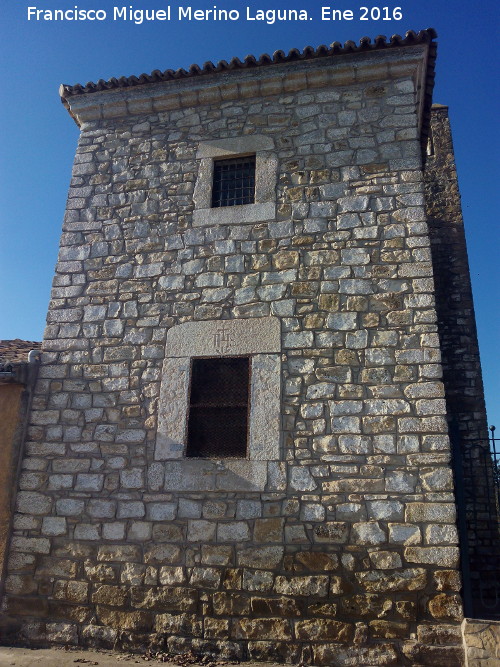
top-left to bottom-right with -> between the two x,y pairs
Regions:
186,357 -> 250,458
211,155 -> 256,208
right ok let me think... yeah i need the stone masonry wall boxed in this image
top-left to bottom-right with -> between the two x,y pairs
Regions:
425,107 -> 498,620
2,50 -> 465,665
424,106 -> 488,444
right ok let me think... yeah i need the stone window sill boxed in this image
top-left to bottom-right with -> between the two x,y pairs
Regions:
192,201 -> 275,227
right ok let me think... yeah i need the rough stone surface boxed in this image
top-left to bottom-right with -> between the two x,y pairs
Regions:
462,619 -> 500,667
0,39 -> 473,667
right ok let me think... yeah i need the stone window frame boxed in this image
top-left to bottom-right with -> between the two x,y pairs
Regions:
192,135 -> 277,227
155,317 -> 281,491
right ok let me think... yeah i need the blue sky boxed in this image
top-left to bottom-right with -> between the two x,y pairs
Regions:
1,0 -> 498,428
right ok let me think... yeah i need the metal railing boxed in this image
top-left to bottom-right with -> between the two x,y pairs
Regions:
451,422 -> 500,619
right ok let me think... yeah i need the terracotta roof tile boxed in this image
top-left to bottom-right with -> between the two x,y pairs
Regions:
60,29 -> 437,100
0,339 -> 42,365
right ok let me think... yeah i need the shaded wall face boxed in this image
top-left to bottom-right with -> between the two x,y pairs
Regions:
0,384 -> 24,577
3,58 -> 464,665
425,108 -> 498,620
424,108 -> 488,443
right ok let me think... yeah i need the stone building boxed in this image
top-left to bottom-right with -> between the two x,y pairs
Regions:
1,29 -> 497,665
0,341 -> 41,583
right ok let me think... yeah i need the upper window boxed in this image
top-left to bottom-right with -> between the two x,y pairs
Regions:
192,135 -> 277,227
212,156 -> 256,208
186,357 -> 250,458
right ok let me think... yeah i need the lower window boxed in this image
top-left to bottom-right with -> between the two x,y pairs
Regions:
186,357 -> 250,458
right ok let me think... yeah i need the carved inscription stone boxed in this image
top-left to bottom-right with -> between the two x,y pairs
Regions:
166,317 -> 280,358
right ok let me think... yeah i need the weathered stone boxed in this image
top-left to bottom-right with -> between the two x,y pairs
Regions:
369,551 -> 402,570
48,601 -> 93,623
96,607 -> 153,631
55,499 -> 85,516
102,523 -> 126,541
274,575 -> 329,597
351,522 -> 386,545
417,623 -> 462,645
212,593 -> 250,616
402,641 -> 465,665
250,596 -> 302,617
296,618 -> 353,642
53,580 -> 89,603
117,501 -> 145,519
92,585 -> 128,607
84,562 -> 116,583
370,620 -> 409,639
189,567 -> 221,589
98,545 -> 141,563
322,478 -> 384,493
74,524 -> 100,541
35,558 -> 78,579
314,522 -> 349,544
4,574 -> 37,595
294,552 -> 338,572
428,594 -> 463,621
356,568 -> 427,592
217,521 -> 250,542
10,537 -> 50,554
81,624 -> 118,648
88,500 -> 116,519
405,503 -> 456,523
203,617 -> 230,639
131,586 -> 197,612
233,618 -> 292,640
388,523 -> 422,545
46,622 -> 79,645
433,570 -> 462,592
41,517 -> 67,536
342,594 -> 392,619
242,569 -> 274,592
5,595 -> 49,617
253,518 -> 284,542
237,547 -> 284,570
312,642 -> 400,666
144,545 -> 181,564
404,546 -> 459,568
290,466 -> 317,491
425,524 -> 458,544
16,492 -> 52,515
155,613 -> 202,637
247,640 -> 301,664
368,501 -> 404,521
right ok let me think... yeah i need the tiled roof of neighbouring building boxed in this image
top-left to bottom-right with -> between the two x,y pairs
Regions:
0,339 -> 42,366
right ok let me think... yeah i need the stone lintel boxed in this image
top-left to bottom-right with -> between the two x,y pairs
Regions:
196,135 -> 274,159
166,317 -> 280,358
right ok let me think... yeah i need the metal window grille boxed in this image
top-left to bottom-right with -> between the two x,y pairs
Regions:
186,357 -> 250,458
211,156 -> 256,207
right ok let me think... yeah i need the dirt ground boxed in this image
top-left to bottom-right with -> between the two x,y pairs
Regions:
0,646 -> 285,667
